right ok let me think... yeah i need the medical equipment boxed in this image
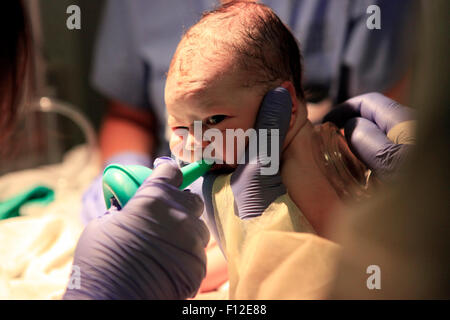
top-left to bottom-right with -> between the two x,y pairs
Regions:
102,159 -> 212,209
66,159 -> 209,300
312,122 -> 371,201
0,97 -> 97,176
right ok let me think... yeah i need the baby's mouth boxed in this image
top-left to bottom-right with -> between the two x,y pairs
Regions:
210,162 -> 237,173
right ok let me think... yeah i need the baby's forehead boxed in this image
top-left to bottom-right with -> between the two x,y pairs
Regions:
166,4 -> 270,107
167,47 -> 244,101
168,5 -> 254,81
166,75 -> 234,113
170,36 -> 237,80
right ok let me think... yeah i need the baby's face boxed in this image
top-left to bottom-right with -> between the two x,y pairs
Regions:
165,66 -> 264,166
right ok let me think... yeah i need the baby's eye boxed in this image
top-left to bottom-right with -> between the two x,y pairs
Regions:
173,126 -> 189,131
205,115 -> 227,126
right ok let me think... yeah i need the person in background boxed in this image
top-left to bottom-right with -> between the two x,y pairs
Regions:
83,0 -> 417,222
329,0 -> 450,298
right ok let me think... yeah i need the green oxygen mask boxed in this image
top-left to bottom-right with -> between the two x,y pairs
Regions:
102,158 -> 212,209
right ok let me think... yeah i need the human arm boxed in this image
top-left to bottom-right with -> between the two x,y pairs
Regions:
64,159 -> 209,300
99,99 -> 156,163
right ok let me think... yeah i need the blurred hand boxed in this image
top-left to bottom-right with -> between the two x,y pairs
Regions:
323,92 -> 415,180
64,158 -> 209,300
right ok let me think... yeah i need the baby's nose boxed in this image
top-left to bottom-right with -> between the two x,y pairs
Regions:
185,131 -> 209,151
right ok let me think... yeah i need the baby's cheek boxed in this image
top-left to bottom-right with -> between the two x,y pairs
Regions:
169,134 -> 189,162
202,130 -> 250,165
221,134 -> 235,164
169,133 -> 203,163
222,132 -> 249,165
169,131 -> 248,165
203,132 -> 236,165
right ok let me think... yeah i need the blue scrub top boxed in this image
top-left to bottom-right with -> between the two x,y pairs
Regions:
91,0 -> 417,145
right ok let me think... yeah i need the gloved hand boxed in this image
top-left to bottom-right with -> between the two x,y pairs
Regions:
81,152 -> 152,225
64,158 -> 209,300
323,92 -> 415,180
200,87 -> 292,242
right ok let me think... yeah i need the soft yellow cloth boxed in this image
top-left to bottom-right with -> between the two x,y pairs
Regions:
0,145 -> 99,299
211,174 -> 341,299
387,120 -> 416,145
234,231 -> 340,299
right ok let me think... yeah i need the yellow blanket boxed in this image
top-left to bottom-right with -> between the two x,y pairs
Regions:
210,174 -> 341,299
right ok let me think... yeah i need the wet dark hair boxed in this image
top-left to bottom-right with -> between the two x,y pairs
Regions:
0,0 -> 31,147
176,0 -> 305,100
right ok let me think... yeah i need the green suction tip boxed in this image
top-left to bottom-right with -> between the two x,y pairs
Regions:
102,159 -> 212,209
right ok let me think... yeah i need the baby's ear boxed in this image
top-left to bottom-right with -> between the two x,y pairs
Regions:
280,81 -> 304,128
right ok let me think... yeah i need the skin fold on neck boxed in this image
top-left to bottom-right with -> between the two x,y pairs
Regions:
281,105 -> 344,237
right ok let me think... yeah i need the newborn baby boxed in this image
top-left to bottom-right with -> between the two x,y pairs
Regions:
165,1 -> 366,236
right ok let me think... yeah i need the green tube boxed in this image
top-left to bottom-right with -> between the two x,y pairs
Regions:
102,159 -> 212,209
179,159 -> 212,189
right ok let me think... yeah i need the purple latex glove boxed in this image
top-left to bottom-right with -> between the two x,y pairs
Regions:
323,92 -> 415,180
64,158 -> 209,300
200,87 -> 291,244
80,152 -> 152,225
